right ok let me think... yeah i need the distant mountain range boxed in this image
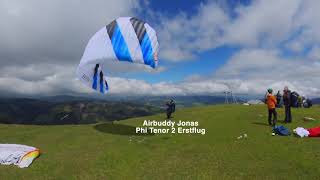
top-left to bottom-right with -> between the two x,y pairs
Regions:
0,95 -> 318,125
312,98 -> 320,104
0,97 -> 160,125
0,95 -> 236,125
35,95 -> 245,107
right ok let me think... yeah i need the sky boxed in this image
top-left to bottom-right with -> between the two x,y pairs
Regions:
0,0 -> 319,97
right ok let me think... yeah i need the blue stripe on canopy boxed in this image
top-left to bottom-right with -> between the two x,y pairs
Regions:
92,71 -> 98,90
105,80 -> 109,91
99,79 -> 104,94
110,24 -> 132,62
100,82 -> 104,93
140,33 -> 155,68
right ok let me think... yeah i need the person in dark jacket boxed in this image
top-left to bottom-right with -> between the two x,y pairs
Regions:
283,86 -> 292,123
166,99 -> 175,119
276,90 -> 282,108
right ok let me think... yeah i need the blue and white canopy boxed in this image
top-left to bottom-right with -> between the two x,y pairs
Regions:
77,17 -> 159,94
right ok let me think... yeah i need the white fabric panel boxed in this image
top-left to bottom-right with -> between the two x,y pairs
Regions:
145,23 -> 159,67
293,127 -> 310,138
76,65 -> 107,94
144,23 -> 159,54
76,64 -> 94,92
79,27 -> 116,66
77,27 -> 113,94
116,17 -> 144,63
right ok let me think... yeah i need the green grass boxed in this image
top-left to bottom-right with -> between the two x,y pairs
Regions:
0,105 -> 320,180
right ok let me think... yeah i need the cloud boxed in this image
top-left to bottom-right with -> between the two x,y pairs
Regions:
293,0 -> 320,43
134,0 -> 320,96
308,46 -> 320,60
1,0 -> 320,97
150,0 -> 306,61
285,40 -> 304,53
224,0 -> 301,47
0,64 -> 90,95
0,63 -> 229,96
1,52 -> 319,97
213,49 -> 320,96
87,78 -> 229,96
151,0 -> 319,60
0,0 -> 138,67
155,2 -> 229,61
0,0 -> 169,97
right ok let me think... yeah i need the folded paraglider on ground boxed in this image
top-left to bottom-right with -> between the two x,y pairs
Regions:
0,144 -> 40,168
294,126 -> 320,138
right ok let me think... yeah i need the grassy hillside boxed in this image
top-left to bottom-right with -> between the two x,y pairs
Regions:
0,105 -> 320,179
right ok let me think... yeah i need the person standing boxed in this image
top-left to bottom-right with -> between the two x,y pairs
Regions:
266,88 -> 277,126
283,86 -> 292,123
276,90 -> 282,108
166,99 -> 176,119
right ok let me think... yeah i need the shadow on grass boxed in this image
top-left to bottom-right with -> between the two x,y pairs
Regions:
94,123 -> 154,136
252,122 -> 270,126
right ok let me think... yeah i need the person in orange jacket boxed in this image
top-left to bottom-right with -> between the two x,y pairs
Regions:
266,88 -> 277,126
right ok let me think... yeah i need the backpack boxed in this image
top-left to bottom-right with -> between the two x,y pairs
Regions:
273,125 -> 291,136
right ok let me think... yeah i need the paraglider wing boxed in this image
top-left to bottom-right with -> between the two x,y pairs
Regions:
76,17 -> 159,94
